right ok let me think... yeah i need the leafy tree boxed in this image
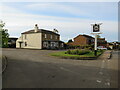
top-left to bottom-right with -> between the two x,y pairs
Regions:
0,20 -> 9,48
97,35 -> 101,38
68,39 -> 73,43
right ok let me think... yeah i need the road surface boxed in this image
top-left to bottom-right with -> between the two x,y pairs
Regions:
2,48 -> 119,88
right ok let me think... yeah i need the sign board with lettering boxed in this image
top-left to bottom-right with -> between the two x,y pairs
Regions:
93,24 -> 100,32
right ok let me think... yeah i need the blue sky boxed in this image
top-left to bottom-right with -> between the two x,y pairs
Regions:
1,2 -> 118,42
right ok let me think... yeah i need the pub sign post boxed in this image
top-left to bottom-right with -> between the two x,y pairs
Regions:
91,23 -> 102,56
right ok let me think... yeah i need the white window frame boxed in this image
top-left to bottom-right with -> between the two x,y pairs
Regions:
45,34 -> 47,38
51,35 -> 53,39
43,42 -> 48,47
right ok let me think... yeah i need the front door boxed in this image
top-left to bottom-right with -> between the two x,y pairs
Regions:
19,42 -> 22,48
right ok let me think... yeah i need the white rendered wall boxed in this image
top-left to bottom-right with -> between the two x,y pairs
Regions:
16,33 -> 42,49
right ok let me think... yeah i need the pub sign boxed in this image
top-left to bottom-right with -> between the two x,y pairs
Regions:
93,24 -> 100,32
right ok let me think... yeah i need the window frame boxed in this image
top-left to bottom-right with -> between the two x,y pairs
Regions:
45,34 -> 47,39
51,35 -> 53,39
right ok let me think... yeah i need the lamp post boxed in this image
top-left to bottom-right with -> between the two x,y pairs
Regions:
91,23 -> 102,56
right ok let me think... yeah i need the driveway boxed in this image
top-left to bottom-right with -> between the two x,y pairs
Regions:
2,48 -> 118,88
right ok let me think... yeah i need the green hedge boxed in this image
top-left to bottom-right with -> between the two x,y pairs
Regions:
65,49 -> 90,55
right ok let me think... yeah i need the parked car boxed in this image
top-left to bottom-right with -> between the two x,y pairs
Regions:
97,46 -> 107,50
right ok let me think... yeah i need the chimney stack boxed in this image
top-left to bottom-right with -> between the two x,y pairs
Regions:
34,24 -> 39,32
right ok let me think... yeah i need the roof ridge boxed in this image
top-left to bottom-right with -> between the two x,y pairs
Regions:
21,29 -> 60,36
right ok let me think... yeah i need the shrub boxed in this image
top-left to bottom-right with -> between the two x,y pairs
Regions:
65,49 -> 90,55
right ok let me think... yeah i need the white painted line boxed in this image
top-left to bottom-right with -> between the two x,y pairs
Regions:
105,82 -> 110,86
96,80 -> 102,83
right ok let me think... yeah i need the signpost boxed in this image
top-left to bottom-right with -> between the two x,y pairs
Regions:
91,23 -> 102,56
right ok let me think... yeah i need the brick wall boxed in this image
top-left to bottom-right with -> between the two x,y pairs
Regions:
67,35 -> 94,46
73,35 -> 87,45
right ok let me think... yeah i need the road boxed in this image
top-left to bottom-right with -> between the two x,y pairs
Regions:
2,48 -> 119,88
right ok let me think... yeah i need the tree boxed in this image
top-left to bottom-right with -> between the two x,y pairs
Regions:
0,20 -> 9,48
97,35 -> 100,38
68,39 -> 73,43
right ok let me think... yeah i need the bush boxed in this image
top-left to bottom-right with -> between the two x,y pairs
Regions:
107,47 -> 112,50
65,49 -> 90,55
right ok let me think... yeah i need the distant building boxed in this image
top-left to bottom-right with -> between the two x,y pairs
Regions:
67,34 -> 107,48
107,41 -> 120,49
97,38 -> 107,47
107,43 -> 114,49
16,24 -> 64,49
8,37 -> 18,48
67,34 -> 94,46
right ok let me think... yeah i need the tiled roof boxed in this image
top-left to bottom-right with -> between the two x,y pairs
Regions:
98,38 -> 105,40
74,34 -> 94,39
83,34 -> 94,39
22,29 -> 60,36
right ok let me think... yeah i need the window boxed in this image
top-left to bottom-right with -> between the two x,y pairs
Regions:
61,43 -> 64,47
45,34 -> 47,38
51,42 -> 56,47
43,42 -> 48,47
25,42 -> 27,46
51,35 -> 53,39
55,42 -> 58,47
56,36 -> 57,39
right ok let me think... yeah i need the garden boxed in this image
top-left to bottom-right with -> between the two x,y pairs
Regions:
50,49 -> 104,60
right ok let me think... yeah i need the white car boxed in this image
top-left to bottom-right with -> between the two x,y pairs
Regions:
97,46 -> 107,50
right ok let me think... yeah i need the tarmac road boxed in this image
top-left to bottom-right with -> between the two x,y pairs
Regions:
2,48 -> 119,88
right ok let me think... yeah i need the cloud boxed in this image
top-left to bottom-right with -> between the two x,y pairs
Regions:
25,3 -> 95,18
0,3 -> 118,42
0,0 -> 119,2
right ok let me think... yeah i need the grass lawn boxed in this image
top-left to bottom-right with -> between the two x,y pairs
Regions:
50,50 -> 104,59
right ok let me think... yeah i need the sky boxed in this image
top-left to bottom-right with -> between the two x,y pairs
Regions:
0,2 -> 118,42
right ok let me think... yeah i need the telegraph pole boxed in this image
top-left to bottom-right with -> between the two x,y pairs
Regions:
91,23 -> 102,56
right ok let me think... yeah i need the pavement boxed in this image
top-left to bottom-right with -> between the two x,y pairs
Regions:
2,48 -> 119,88
0,48 -> 2,89
1,56 -> 7,73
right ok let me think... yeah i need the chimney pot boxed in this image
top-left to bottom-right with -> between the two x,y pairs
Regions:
34,24 -> 39,32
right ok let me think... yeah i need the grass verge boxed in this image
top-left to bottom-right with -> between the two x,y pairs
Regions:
50,50 -> 104,60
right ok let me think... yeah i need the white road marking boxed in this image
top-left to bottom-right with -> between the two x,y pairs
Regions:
96,80 -> 102,83
105,82 -> 110,86
101,60 -> 105,69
